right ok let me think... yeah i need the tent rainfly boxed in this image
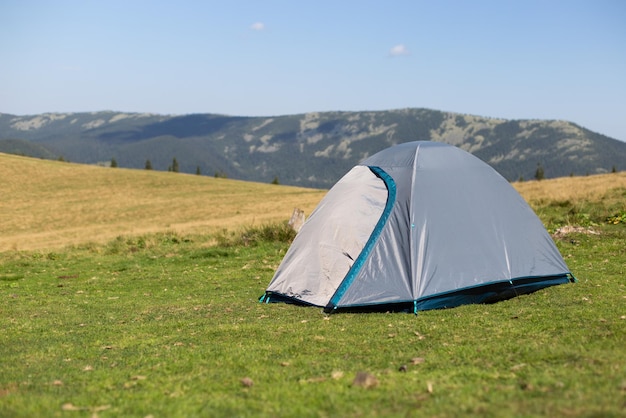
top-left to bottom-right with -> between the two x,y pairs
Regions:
261,141 -> 575,314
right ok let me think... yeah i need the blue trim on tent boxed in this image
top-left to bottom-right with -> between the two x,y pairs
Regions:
322,273 -> 575,314
413,273 -> 575,312
260,292 -> 321,307
324,166 -> 397,314
261,274 -> 576,313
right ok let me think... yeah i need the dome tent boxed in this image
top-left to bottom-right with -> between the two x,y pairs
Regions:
261,141 -> 575,314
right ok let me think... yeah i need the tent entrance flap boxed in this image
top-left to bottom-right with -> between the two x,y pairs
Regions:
325,166 -> 397,313
264,165 -> 390,307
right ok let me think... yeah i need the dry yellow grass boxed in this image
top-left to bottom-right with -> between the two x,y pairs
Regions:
513,171 -> 626,204
0,153 -> 326,251
1,152 -> 624,252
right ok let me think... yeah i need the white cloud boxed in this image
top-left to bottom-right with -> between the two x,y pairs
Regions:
250,22 -> 265,31
389,44 -> 409,56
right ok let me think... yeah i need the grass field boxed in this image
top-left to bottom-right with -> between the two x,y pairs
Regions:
0,153 -> 326,252
1,154 -> 625,417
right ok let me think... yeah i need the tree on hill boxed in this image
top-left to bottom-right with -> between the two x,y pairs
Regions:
535,163 -> 544,181
145,159 -> 153,170
196,166 -> 201,175
168,157 -> 179,172
271,176 -> 280,185
111,158 -> 118,168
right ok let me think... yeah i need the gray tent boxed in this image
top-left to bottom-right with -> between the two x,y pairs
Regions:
261,141 -> 575,313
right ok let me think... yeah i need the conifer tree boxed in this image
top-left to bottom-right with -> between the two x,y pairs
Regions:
111,158 -> 118,168
145,159 -> 153,170
534,163 -> 544,181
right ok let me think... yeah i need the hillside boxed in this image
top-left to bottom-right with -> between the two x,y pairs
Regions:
0,138 -> 57,159
1,109 -> 625,188
0,153 -> 325,252
2,152 -> 625,252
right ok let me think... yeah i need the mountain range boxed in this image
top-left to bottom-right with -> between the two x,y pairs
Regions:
1,108 -> 624,188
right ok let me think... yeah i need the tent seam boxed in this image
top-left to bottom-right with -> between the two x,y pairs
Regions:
410,143 -> 420,301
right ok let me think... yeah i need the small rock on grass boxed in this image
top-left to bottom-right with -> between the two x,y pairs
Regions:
352,372 -> 378,388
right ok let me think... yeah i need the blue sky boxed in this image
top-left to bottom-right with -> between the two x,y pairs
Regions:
2,0 -> 625,141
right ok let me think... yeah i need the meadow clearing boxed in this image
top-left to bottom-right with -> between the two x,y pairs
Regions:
0,153 -> 326,252
1,153 -> 624,417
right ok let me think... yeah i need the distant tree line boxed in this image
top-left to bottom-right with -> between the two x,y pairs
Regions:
78,155 -> 626,182
113,157 -> 222,179
515,161 -> 621,183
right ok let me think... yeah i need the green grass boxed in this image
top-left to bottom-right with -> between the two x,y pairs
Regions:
1,219 -> 625,417
528,185 -> 626,231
